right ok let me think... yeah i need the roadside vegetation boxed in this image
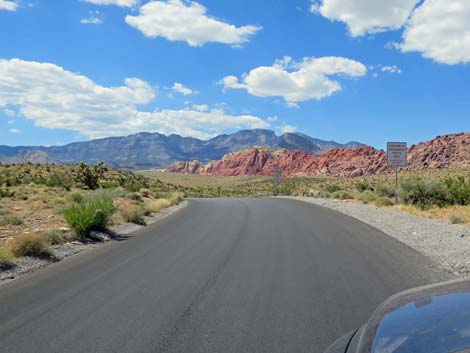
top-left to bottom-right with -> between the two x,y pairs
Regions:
0,162 -> 184,268
143,169 -> 470,225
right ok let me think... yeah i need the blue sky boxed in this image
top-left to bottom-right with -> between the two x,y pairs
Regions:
0,0 -> 469,149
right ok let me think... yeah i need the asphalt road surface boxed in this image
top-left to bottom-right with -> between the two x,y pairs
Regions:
0,198 -> 448,353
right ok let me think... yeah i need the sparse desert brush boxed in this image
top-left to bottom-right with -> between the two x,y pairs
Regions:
120,204 -> 146,225
332,190 -> 353,200
68,192 -> 84,204
63,194 -> 115,239
450,215 -> 464,224
0,214 -> 24,226
40,229 -> 72,245
169,192 -> 184,205
144,199 -> 171,214
375,196 -> 394,207
8,234 -> 50,258
0,246 -> 15,268
0,188 -> 15,198
126,192 -> 143,202
356,191 -> 377,204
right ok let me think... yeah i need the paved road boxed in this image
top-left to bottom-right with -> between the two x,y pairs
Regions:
0,199 -> 448,353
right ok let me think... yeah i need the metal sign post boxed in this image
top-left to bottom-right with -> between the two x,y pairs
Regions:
274,166 -> 282,186
387,142 -> 407,204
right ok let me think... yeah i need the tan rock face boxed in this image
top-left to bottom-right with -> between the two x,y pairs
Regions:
165,133 -> 470,177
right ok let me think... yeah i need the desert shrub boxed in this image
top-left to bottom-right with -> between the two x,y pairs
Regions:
0,247 -> 15,268
139,188 -> 152,198
399,176 -> 467,208
375,183 -> 396,198
0,214 -> 24,226
8,234 -> 50,258
0,188 -> 15,198
46,172 -> 73,190
121,204 -> 146,225
126,192 -> 143,202
169,192 -> 184,205
376,197 -> 394,207
356,191 -> 377,204
123,180 -> 145,193
332,191 -> 353,200
68,192 -> 84,204
444,176 -> 470,206
355,181 -> 370,193
40,229 -> 71,245
450,215 -> 464,224
325,184 -> 342,193
63,194 -> 114,238
144,199 -> 172,214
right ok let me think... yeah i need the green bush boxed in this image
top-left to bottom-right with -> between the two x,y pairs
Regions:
0,247 -> 15,268
0,188 -> 15,198
8,234 -> 50,258
75,161 -> 106,190
121,204 -> 146,225
46,172 -> 73,190
40,229 -> 71,245
63,194 -> 114,238
400,176 -> 470,208
356,191 -> 377,204
68,192 -> 84,204
325,184 -> 342,193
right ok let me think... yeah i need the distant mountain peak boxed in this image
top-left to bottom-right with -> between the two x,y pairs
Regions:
0,129 -> 366,169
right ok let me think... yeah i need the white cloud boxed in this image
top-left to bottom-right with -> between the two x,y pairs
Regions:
0,0 -> 18,11
0,58 -> 269,139
280,124 -> 296,133
7,119 -> 15,124
125,0 -> 261,47
9,128 -> 21,134
222,56 -> 367,104
172,82 -> 193,95
399,0 -> 470,65
3,108 -> 15,117
192,104 -> 208,112
81,17 -> 103,24
381,65 -> 402,74
310,0 -> 420,36
83,0 -> 138,7
267,116 -> 278,122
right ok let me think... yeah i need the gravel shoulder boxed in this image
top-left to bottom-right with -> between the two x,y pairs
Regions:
0,201 -> 188,285
288,197 -> 470,278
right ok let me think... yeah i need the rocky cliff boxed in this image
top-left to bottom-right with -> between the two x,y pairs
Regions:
166,133 -> 470,177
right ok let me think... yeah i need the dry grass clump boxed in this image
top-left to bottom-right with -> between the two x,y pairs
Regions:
144,199 -> 172,214
0,214 -> 24,226
7,233 -> 50,258
0,247 -> 15,268
120,204 -> 146,225
396,204 -> 470,225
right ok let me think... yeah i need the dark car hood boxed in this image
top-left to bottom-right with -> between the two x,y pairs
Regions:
347,279 -> 470,353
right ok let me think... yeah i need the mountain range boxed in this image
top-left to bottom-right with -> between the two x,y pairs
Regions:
0,129 -> 363,169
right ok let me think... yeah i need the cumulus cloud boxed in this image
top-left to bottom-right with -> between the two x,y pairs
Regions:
125,0 -> 261,47
9,128 -> 21,134
310,0 -> 420,36
0,0 -> 18,11
3,108 -> 15,117
222,56 -> 367,104
0,58 -> 270,139
192,104 -> 208,112
83,0 -> 138,7
399,0 -> 470,64
172,82 -> 193,95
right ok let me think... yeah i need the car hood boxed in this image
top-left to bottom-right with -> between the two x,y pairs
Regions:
347,279 -> 470,353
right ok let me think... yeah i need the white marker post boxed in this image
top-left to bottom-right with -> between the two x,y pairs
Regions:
387,142 -> 407,204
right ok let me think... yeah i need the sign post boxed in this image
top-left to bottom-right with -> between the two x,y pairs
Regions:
387,142 -> 407,204
274,166 -> 282,187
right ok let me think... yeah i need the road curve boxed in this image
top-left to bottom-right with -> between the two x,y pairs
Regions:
0,198 -> 448,353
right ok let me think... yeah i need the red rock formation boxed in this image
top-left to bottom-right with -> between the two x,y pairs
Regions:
165,133 -> 470,177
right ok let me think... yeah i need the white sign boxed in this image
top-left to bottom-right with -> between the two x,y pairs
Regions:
387,142 -> 407,167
